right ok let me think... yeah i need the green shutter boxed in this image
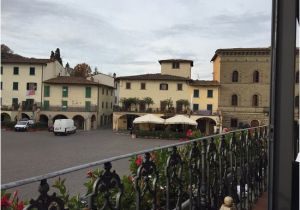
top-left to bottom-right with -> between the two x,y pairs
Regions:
85,101 -> 91,111
44,86 -> 50,97
85,87 -> 91,98
62,100 -> 68,111
44,100 -> 49,110
62,86 -> 68,97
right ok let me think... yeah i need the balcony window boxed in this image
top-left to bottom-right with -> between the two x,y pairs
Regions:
296,71 -> 299,83
85,87 -> 91,98
207,104 -> 213,112
102,88 -> 105,95
231,94 -> 238,106
85,101 -> 91,111
62,86 -> 68,97
43,100 -> 49,110
160,101 -> 167,111
230,118 -> 238,127
12,98 -> 18,108
106,89 -> 108,95
160,83 -> 168,90
13,82 -> 18,90
62,100 -> 68,111
207,90 -> 213,98
172,62 -> 180,69
295,96 -> 299,108
253,70 -> 259,83
177,83 -> 183,91
252,94 -> 259,107
193,104 -> 199,111
102,102 -> 104,108
111,90 -> 113,96
27,83 -> 37,90
29,67 -> 35,75
44,86 -> 50,97
232,71 -> 238,82
141,83 -> 146,90
13,67 -> 19,75
193,89 -> 199,98
126,82 -> 131,89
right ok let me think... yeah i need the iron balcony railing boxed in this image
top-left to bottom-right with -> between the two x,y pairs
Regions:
42,105 -> 98,112
1,126 -> 268,210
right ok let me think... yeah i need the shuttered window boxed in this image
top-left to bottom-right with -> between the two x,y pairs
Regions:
44,86 -> 50,97
86,87 -> 91,98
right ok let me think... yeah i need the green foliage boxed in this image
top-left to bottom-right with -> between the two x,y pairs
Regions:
1,121 -> 16,129
143,97 -> 154,109
1,190 -> 28,210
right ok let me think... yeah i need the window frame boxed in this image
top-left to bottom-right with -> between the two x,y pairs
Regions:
44,86 -> 50,97
126,82 -> 131,89
13,67 -> 19,75
141,82 -> 146,90
43,100 -> 50,110
29,67 -> 35,76
207,89 -> 213,98
13,82 -> 18,90
159,83 -> 168,90
232,70 -> 239,82
207,104 -> 213,112
231,94 -> 238,106
253,70 -> 260,83
193,103 -> 199,111
85,86 -> 91,98
62,100 -> 68,111
177,83 -> 183,91
172,62 -> 180,69
193,89 -> 199,98
230,118 -> 238,128
85,101 -> 91,111
62,86 -> 68,97
252,94 -> 259,107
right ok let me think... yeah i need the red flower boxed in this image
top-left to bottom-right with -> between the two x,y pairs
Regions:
86,170 -> 94,178
17,201 -> 24,210
1,195 -> 12,207
12,191 -> 18,201
186,129 -> 192,137
135,155 -> 143,166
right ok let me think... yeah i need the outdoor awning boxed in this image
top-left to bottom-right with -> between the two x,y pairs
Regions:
133,114 -> 165,124
165,115 -> 197,125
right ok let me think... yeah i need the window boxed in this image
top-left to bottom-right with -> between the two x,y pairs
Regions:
295,96 -> 299,108
232,71 -> 238,82
193,89 -> 199,98
1,66 -> 3,74
85,87 -> 91,98
29,67 -> 35,75
102,88 -> 105,95
160,101 -> 167,111
193,104 -> 199,111
13,67 -> 19,75
106,89 -> 108,95
106,102 -> 108,108
0,82 -> 2,90
207,90 -> 213,98
43,100 -> 49,110
230,118 -> 238,127
102,102 -> 104,108
160,83 -> 168,90
141,83 -> 146,90
111,90 -> 113,96
62,86 -> 68,97
111,102 -> 113,108
26,83 -> 37,90
13,82 -> 18,90
126,82 -> 131,89
296,71 -> 299,83
62,100 -> 68,111
44,86 -> 50,97
207,104 -> 213,112
177,83 -> 183,91
252,95 -> 259,107
12,98 -> 18,106
231,94 -> 238,106
172,62 -> 180,69
85,101 -> 91,111
253,71 -> 259,83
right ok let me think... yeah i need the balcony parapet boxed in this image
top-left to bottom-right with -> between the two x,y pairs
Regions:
1,126 -> 269,210
42,105 -> 98,112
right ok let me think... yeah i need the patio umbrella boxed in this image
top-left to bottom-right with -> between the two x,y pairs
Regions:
165,115 -> 197,125
133,114 -> 165,124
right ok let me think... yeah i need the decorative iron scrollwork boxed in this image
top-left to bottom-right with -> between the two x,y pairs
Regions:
24,179 -> 65,210
134,152 -> 159,210
88,162 -> 123,210
207,137 -> 218,209
166,146 -> 183,210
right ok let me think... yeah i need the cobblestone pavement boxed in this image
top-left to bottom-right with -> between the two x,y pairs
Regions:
1,129 -> 178,199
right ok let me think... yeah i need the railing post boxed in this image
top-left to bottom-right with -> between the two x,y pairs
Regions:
229,132 -> 239,205
200,139 -> 207,209
207,137 -> 218,209
218,135 -> 227,208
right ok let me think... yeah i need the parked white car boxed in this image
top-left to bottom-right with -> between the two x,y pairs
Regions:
53,119 -> 76,135
14,121 -> 29,132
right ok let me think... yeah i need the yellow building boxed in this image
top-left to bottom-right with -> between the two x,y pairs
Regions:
114,59 -> 220,135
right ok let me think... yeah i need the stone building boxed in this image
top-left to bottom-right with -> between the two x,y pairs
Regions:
211,47 -> 299,128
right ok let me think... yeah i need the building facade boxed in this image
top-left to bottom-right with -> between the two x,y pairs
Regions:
114,59 -> 220,135
211,47 -> 299,128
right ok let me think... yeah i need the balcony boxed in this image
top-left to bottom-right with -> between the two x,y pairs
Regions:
42,105 -> 98,112
1,126 -> 268,210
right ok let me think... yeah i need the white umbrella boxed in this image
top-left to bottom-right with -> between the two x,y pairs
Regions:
165,115 -> 197,125
133,114 -> 165,124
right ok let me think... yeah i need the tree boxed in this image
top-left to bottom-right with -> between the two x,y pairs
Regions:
143,97 -> 154,109
93,67 -> 99,75
54,48 -> 63,65
73,63 -> 92,78
176,99 -> 190,109
1,44 -> 13,54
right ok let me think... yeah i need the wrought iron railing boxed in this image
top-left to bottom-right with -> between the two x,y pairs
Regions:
41,105 -> 98,112
1,126 -> 268,210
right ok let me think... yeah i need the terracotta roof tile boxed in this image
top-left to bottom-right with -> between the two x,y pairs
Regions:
44,76 -> 99,85
1,53 -> 51,64
189,80 -> 220,86
116,73 -> 191,81
158,59 -> 194,66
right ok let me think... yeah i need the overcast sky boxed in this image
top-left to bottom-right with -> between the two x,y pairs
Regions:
2,0 -> 271,79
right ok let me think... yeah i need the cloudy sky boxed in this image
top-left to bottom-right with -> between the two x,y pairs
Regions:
2,0 -> 271,79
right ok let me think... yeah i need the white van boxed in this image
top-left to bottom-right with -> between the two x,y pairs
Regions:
53,119 -> 76,135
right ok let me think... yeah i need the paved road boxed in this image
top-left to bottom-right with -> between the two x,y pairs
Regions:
1,129 -> 178,200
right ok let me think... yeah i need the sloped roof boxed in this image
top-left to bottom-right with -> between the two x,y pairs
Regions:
116,73 -> 191,81
44,76 -> 99,85
158,59 -> 193,66
189,80 -> 220,86
1,53 -> 51,64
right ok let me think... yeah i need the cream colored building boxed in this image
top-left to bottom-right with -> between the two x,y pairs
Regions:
114,59 -> 220,135
211,47 -> 299,128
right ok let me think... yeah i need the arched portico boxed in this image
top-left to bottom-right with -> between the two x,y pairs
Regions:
91,115 -> 96,129
250,119 -> 260,127
53,114 -> 68,122
39,114 -> 49,125
1,113 -> 11,122
196,117 -> 217,135
73,115 -> 85,130
117,114 -> 141,130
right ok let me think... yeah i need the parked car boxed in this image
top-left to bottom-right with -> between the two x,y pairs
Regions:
53,119 -> 76,135
14,121 -> 29,131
